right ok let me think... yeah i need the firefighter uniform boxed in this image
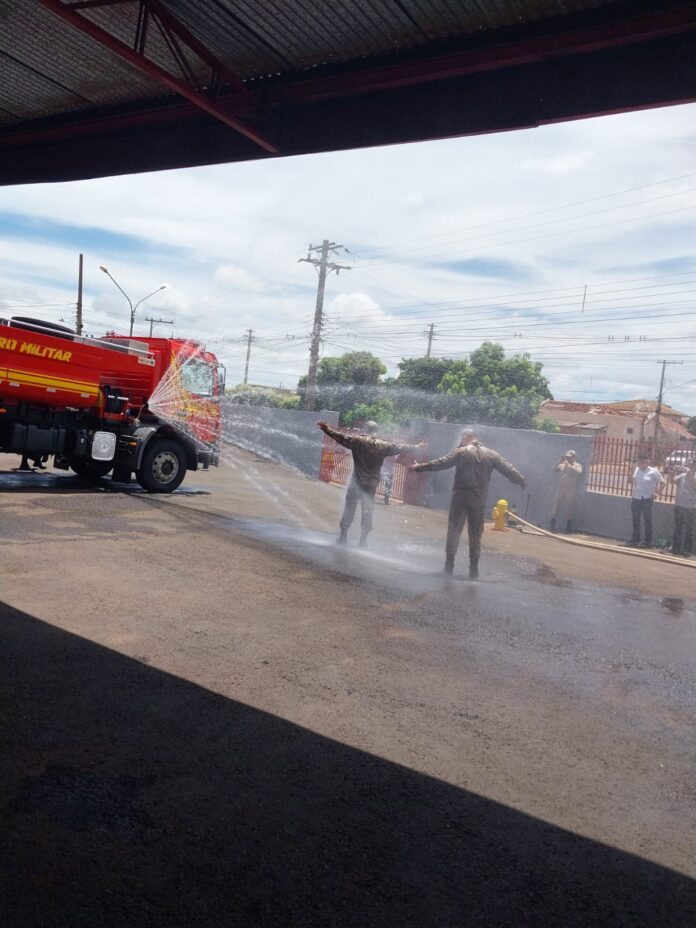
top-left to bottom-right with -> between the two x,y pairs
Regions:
550,451 -> 583,532
320,423 -> 420,546
412,440 -> 525,578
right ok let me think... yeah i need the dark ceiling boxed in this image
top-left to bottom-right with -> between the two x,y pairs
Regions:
1,0 -> 695,185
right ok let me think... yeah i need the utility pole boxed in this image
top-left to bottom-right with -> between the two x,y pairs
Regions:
653,359 -> 683,441
243,328 -> 254,385
145,316 -> 174,337
299,240 -> 351,410
425,322 -> 436,358
76,253 -> 84,335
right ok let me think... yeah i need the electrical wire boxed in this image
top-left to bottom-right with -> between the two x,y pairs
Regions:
350,171 -> 696,258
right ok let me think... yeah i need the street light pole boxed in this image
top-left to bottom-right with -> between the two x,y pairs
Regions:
99,266 -> 166,336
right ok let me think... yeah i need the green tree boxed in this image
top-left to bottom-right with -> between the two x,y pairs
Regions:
226,383 -> 298,409
438,342 -> 552,429
297,351 -> 388,420
316,351 -> 386,386
342,397 -> 401,428
534,417 -> 561,433
686,416 -> 696,436
395,357 -> 457,392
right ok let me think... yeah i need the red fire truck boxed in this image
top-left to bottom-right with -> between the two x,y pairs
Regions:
0,316 -> 225,492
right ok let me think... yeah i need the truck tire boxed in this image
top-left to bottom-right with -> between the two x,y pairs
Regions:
71,459 -> 113,480
136,438 -> 186,493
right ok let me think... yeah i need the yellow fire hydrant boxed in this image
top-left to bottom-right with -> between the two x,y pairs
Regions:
492,498 -> 509,531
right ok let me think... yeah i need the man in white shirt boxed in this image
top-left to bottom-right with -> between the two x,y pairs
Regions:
630,453 -> 666,547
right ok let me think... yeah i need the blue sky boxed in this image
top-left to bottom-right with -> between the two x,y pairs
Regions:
0,102 -> 695,411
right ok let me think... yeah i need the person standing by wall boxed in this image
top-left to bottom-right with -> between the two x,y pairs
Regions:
629,453 -> 666,547
409,431 -> 525,579
550,449 -> 583,533
317,420 -> 424,548
671,460 -> 696,557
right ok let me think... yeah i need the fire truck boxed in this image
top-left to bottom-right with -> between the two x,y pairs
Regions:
0,316 -> 225,492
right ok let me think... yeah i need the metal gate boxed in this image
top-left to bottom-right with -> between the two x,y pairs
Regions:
319,432 -> 427,505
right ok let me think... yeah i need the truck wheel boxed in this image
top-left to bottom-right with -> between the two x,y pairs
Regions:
136,439 -> 187,493
71,460 -> 113,480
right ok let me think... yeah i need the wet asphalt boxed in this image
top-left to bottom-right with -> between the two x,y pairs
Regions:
1,464 -> 695,927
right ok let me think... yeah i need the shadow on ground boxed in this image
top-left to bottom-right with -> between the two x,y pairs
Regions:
1,601 -> 694,927
0,470 -> 210,495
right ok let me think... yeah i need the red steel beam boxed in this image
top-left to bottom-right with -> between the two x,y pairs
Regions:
271,4 -> 696,104
40,0 -> 278,153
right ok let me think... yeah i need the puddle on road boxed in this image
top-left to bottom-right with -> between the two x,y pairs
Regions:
524,563 -> 573,588
660,597 -> 685,615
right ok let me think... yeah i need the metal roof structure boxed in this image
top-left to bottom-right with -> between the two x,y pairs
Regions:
1,0 -> 695,185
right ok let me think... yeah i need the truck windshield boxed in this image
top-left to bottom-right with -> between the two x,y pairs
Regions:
181,359 -> 214,397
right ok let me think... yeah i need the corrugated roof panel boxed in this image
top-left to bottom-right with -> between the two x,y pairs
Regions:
0,53 -> 89,120
161,0 -> 295,75
0,0 -> 631,127
84,4 -> 213,87
157,0 -> 624,79
162,0 -> 429,75
397,0 -> 619,39
0,2 -> 164,119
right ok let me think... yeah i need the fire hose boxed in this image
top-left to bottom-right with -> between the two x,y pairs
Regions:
509,513 -> 696,569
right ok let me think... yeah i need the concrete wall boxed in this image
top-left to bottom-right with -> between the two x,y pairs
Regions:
407,419 -> 677,543
221,407 -> 677,544
409,419 -> 592,526
578,492 -> 675,545
222,404 -> 338,479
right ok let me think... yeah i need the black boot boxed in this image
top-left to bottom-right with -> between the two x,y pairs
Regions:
469,562 -> 479,580
550,518 -> 556,532
444,557 -> 454,575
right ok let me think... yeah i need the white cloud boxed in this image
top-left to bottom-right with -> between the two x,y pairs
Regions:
521,151 -> 595,175
214,264 -> 264,290
0,103 -> 695,409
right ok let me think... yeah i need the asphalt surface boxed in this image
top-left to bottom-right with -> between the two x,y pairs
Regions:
1,450 -> 695,927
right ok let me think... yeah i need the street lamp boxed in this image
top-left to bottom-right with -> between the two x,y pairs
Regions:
99,266 -> 166,337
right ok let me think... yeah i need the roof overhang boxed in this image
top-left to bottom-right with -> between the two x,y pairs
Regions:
1,0 -> 695,185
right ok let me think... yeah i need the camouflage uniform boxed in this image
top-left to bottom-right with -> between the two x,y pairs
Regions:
413,442 -> 525,574
322,424 -> 418,543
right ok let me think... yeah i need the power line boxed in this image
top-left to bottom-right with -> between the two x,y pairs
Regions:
333,271 -> 696,323
349,171 -> 696,259
349,202 -> 696,275
352,189 -> 696,265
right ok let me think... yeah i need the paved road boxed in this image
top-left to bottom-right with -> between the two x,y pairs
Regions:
1,451 -> 695,927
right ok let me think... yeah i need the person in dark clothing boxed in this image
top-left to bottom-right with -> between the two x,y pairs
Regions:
671,461 -> 696,556
18,454 -> 48,472
629,454 -> 665,547
409,431 -> 525,578
318,420 -> 424,547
